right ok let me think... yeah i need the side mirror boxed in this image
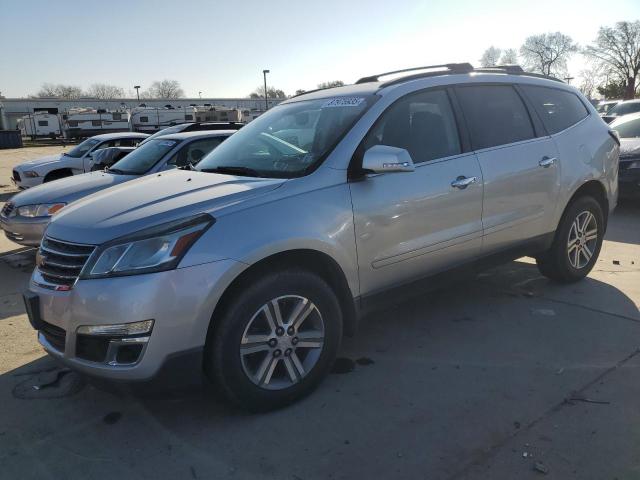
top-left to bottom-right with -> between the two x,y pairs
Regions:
362,145 -> 415,174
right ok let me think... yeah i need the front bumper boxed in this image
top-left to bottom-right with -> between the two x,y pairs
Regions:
26,258 -> 244,382
0,215 -> 49,246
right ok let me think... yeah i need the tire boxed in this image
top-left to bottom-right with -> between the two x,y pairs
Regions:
205,268 -> 343,412
536,196 -> 604,283
43,170 -> 72,183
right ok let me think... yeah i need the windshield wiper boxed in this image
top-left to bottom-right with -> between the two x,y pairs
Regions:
199,166 -> 262,177
106,167 -> 135,175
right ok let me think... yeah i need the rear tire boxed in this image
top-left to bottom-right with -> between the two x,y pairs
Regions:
205,268 -> 343,412
536,196 -> 604,283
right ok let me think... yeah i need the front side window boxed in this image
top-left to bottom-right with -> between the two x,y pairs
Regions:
456,85 -> 535,150
65,138 -> 100,157
612,115 -> 640,138
196,96 -> 376,178
522,86 -> 589,134
362,89 -> 461,163
167,137 -> 225,167
109,139 -> 179,174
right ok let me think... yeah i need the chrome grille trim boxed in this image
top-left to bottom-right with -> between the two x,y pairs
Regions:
37,236 -> 96,288
1,202 -> 14,217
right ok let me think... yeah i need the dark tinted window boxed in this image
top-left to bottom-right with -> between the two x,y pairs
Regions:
140,116 -> 149,122
38,120 -> 48,126
112,113 -> 122,121
456,85 -> 535,149
522,86 -> 588,134
92,120 -> 101,127
608,101 -> 640,117
167,137 -> 225,167
363,89 -> 461,163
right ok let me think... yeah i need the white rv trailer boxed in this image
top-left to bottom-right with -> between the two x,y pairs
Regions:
194,105 -> 242,123
241,109 -> 265,123
130,106 -> 198,133
17,112 -> 62,139
61,108 -> 130,138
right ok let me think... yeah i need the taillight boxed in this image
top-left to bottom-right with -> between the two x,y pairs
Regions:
608,129 -> 620,146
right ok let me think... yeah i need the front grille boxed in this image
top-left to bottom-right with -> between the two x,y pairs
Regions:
1,202 -> 14,217
12,170 -> 21,182
40,321 -> 66,352
37,236 -> 95,288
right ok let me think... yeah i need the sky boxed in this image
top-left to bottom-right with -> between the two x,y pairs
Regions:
1,0 -> 639,99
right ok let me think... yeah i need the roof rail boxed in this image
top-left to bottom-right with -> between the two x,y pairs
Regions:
473,65 -> 563,83
355,63 -> 474,84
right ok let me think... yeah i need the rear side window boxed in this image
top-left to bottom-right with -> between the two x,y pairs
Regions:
522,86 -> 588,134
363,89 -> 461,163
456,85 -> 535,150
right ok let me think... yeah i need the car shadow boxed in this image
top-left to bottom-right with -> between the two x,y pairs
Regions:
606,199 -> 640,245
2,259 -> 639,479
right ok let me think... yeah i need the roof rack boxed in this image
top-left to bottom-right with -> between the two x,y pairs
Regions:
355,63 -> 474,84
473,65 -> 563,83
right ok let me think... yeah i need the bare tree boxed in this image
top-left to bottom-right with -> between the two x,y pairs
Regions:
36,83 -> 84,99
317,80 -> 344,89
295,89 -> 306,96
143,80 -> 185,99
583,21 -> 640,100
519,32 -> 577,77
249,86 -> 287,99
86,83 -> 124,99
500,48 -> 519,65
480,46 -> 502,67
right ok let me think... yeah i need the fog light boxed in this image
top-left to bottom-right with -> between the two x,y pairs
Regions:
76,319 -> 154,337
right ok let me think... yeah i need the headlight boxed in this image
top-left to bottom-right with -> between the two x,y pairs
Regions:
23,171 -> 40,178
17,203 -> 66,218
628,161 -> 640,169
81,213 -> 214,279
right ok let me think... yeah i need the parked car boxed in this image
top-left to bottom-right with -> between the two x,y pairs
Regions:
1,131 -> 233,246
11,132 -> 149,189
611,112 -> 640,198
88,146 -> 136,171
139,121 -> 244,146
596,99 -> 620,115
23,64 -> 618,411
601,99 -> 640,123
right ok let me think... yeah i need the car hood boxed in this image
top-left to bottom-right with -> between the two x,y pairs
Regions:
620,138 -> 640,159
8,171 -> 136,207
16,154 -> 64,171
47,170 -> 286,244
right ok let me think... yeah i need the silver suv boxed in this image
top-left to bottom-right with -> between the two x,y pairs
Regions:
24,64 -> 619,411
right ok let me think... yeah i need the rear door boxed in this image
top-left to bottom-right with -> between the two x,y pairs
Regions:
455,84 -> 561,253
350,88 -> 484,295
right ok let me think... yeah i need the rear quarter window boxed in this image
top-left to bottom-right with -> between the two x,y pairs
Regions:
455,85 -> 535,150
521,86 -> 589,134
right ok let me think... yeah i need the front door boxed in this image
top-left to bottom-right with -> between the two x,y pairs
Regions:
349,88 -> 484,296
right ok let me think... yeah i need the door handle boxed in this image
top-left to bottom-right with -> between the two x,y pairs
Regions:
539,156 -> 557,167
451,176 -> 478,189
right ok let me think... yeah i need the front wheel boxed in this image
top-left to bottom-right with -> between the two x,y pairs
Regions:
205,269 -> 343,411
536,196 -> 604,283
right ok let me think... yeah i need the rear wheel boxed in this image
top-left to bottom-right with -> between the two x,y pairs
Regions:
536,196 -> 604,283
205,269 -> 343,411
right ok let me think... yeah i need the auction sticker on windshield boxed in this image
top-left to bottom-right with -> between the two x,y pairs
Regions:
322,98 -> 365,108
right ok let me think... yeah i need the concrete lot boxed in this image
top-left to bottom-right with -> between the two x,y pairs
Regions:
0,147 -> 639,479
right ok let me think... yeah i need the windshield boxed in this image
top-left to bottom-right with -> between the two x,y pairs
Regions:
608,102 -> 640,117
65,138 -> 100,158
109,139 -> 179,175
612,116 -> 640,138
196,96 -> 376,178
139,124 -> 189,145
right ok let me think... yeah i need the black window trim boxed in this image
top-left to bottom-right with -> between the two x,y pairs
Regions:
348,86 -> 468,180
518,84 -> 592,136
453,82 -> 542,152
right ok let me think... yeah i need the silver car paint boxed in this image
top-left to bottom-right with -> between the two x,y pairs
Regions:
28,73 -> 618,381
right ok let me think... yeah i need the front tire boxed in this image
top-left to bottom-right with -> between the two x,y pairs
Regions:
205,269 -> 343,412
536,196 -> 604,283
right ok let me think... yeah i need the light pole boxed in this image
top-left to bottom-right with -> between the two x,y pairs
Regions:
263,69 -> 270,111
199,91 -> 202,99
564,76 -> 574,85
134,85 -> 140,101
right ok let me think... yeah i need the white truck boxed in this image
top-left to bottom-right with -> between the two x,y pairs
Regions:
17,112 -> 62,139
